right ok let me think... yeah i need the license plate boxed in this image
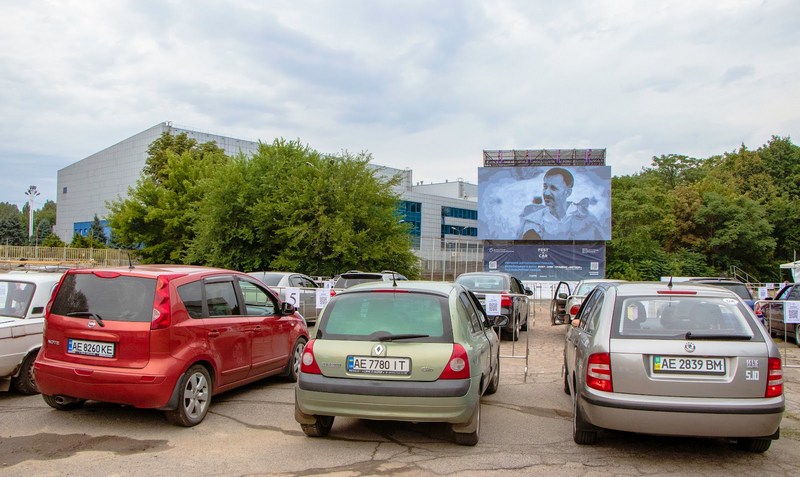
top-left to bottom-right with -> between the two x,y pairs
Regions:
67,339 -> 115,358
347,356 -> 411,375
653,356 -> 725,375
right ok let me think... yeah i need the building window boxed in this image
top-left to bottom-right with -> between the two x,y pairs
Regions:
62,187 -> 68,194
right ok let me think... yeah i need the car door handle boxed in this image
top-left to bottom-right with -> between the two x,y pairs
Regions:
208,330 -> 220,338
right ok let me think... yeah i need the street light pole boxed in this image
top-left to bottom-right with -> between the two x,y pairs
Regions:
25,185 -> 40,240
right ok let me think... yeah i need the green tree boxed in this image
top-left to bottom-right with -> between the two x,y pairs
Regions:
0,216 -> 25,245
89,214 -> 108,246
189,139 -> 419,277
107,132 -> 229,263
69,233 -> 91,248
41,233 -> 66,247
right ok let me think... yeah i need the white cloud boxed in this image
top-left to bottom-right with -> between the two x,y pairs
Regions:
0,0 -> 798,207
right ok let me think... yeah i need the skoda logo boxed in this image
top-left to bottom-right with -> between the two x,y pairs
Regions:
372,344 -> 386,356
87,320 -> 96,328
684,342 -> 696,353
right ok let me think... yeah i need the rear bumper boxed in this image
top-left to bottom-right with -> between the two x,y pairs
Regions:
34,357 -> 180,409
581,390 -> 784,438
295,374 -> 479,424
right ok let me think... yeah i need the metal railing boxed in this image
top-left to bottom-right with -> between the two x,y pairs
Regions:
0,245 -> 136,270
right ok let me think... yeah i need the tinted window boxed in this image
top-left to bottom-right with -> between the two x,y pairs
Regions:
238,279 -> 277,316
205,281 -> 240,317
51,273 -> 156,323
255,273 -> 283,286
0,280 -> 35,318
458,293 -> 484,333
319,292 -> 451,342
455,275 -> 507,291
177,281 -> 203,318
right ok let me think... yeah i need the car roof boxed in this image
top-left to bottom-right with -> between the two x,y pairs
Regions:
611,281 -> 740,298
65,265 -> 231,278
337,280 -> 457,295
457,272 -> 512,278
0,272 -> 63,284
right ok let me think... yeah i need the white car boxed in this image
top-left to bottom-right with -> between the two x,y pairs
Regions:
0,272 -> 62,394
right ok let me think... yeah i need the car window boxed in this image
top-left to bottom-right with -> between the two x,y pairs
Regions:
293,276 -> 316,288
177,281 -> 204,318
205,281 -> 241,317
458,293 -> 484,333
577,288 -> 601,330
575,282 -> 597,296
237,279 -> 277,316
256,273 -> 283,286
581,290 -> 605,333
319,292 -> 451,342
51,273 -> 157,322
455,275 -> 506,291
786,286 -> 800,300
612,296 -> 758,339
0,280 -> 35,318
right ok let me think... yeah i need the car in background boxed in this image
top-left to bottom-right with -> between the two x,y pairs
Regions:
757,282 -> 800,346
0,272 -> 62,394
248,271 -> 333,326
564,281 -> 783,452
295,281 -> 507,445
455,272 -> 531,341
35,265 -> 309,426
687,278 -> 760,320
551,279 -> 623,325
332,270 -> 408,290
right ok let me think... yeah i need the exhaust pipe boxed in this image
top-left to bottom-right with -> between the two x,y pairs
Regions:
54,396 -> 67,405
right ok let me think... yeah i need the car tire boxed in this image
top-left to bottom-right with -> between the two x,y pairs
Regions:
795,325 -> 800,347
572,392 -> 597,445
12,351 -> 39,395
550,300 -> 558,325
453,401 -> 480,446
485,352 -> 500,395
520,311 -> 529,331
737,437 -> 772,453
42,394 -> 86,411
301,415 -> 335,437
506,318 -> 520,342
280,338 -> 307,382
165,365 -> 211,427
563,365 -> 571,395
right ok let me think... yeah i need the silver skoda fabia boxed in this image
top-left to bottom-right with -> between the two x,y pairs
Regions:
563,281 -> 784,452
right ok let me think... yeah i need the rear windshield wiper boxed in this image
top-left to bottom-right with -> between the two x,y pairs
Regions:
66,311 -> 105,327
378,334 -> 430,341
684,331 -> 751,340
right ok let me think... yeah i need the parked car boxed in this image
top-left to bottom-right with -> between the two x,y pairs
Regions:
454,272 -> 531,341
758,282 -> 800,346
332,270 -> 408,290
248,271 -> 333,326
294,281 -> 507,445
551,279 -> 622,325
687,278 -> 761,320
0,272 -> 62,394
564,281 -> 783,452
35,265 -> 309,426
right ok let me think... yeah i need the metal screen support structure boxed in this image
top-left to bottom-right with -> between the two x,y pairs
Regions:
495,300 -> 532,382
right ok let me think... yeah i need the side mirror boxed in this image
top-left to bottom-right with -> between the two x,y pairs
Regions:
490,315 -> 509,328
280,302 -> 297,315
525,288 -> 533,296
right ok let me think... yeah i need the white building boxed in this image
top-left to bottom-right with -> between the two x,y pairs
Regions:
56,122 -> 479,273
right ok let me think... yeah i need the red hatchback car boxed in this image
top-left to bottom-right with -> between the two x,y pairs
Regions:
35,265 -> 309,426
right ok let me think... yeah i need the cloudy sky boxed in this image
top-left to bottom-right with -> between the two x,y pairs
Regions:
1,0 -> 798,209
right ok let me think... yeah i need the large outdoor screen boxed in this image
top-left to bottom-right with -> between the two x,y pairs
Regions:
478,166 -> 611,241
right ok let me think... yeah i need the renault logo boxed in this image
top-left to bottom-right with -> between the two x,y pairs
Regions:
372,344 -> 386,356
684,342 -> 696,353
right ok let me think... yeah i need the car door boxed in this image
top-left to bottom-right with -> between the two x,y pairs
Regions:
199,276 -> 253,385
510,277 -> 529,326
552,281 -> 572,325
237,277 -> 290,377
290,274 -> 320,325
458,292 -> 492,391
565,287 -> 604,393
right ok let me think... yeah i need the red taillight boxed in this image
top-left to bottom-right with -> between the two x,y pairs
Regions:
150,275 -> 172,330
569,304 -> 581,316
656,290 -> 697,295
329,289 -> 336,297
586,353 -> 613,392
501,294 -> 512,308
300,339 -> 321,375
766,357 -> 783,398
438,344 -> 471,379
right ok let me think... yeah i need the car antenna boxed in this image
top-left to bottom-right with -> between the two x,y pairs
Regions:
127,251 -> 135,270
667,276 -> 673,289
392,272 -> 398,287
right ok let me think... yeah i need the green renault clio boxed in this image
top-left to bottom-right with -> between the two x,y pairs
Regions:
294,280 -> 507,445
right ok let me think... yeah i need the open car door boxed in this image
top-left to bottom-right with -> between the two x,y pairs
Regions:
550,281 -> 571,325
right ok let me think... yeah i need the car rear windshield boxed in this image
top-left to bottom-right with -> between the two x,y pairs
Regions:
0,280 -> 35,318
318,291 -> 452,343
455,275 -> 506,291
333,275 -> 383,289
713,283 -> 753,300
255,273 -> 283,286
611,296 -> 760,340
51,273 -> 157,323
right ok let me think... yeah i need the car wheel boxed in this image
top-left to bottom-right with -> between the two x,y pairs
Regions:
453,401 -> 481,446
550,300 -> 558,325
280,338 -> 307,382
485,352 -> 500,395
737,437 -> 772,453
301,415 -> 335,437
42,394 -> 86,411
12,351 -> 39,395
165,365 -> 211,427
506,318 -> 520,342
572,391 -> 597,445
520,310 -> 529,331
795,325 -> 800,347
563,365 -> 571,395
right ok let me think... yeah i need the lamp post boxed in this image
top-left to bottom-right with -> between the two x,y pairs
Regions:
450,226 -> 462,280
25,185 -> 40,240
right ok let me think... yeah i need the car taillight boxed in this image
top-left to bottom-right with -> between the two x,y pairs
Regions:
300,339 -> 321,375
501,294 -> 512,308
766,357 -> 783,398
569,304 -> 581,316
329,289 -> 336,297
586,353 -> 613,392
151,275 -> 172,330
438,344 -> 471,379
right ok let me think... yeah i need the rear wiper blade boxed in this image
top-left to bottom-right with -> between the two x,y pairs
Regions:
684,331 -> 751,340
378,334 -> 430,341
66,311 -> 105,327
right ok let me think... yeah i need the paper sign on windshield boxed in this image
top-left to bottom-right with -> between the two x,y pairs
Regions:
284,287 -> 300,307
316,288 -> 331,309
785,301 -> 800,324
485,294 -> 502,316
